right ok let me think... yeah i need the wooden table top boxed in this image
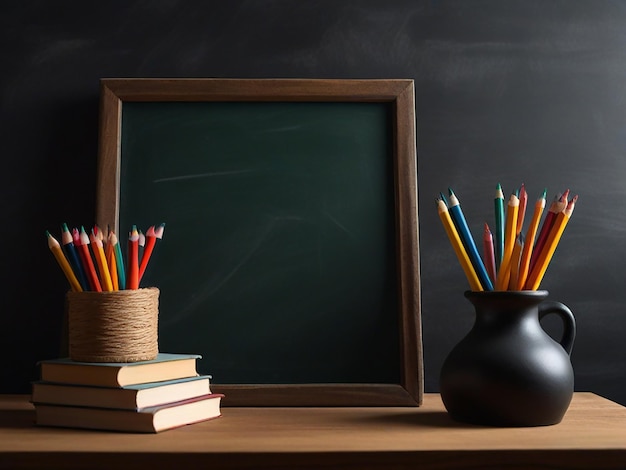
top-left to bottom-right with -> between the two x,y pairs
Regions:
1,392 -> 625,469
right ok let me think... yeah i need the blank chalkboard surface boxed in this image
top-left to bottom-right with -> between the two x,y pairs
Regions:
96,79 -> 421,406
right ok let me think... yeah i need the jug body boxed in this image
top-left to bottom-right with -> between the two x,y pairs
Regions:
440,290 -> 576,426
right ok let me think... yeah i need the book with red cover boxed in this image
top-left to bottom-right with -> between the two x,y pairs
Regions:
35,393 -> 224,433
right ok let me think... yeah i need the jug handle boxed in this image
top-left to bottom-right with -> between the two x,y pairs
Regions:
538,301 -> 576,355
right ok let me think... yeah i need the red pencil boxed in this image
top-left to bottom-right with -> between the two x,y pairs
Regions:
127,226 -> 140,289
139,231 -> 146,271
93,225 -> 105,243
525,195 -> 578,290
529,189 -> 569,274
154,222 -> 165,240
74,227 -> 102,292
483,223 -> 497,285
138,223 -> 165,282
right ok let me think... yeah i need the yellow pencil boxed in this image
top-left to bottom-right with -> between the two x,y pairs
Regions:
46,231 -> 82,292
516,183 -> 528,235
437,198 -> 483,291
517,189 -> 547,290
495,192 -> 519,290
529,189 -> 569,274
509,233 -> 524,290
90,232 -> 114,292
105,234 -> 119,291
524,195 -> 577,290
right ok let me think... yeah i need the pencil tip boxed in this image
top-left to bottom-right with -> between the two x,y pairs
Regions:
155,223 -> 166,238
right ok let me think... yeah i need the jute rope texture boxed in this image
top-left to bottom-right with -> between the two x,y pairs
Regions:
67,287 -> 159,363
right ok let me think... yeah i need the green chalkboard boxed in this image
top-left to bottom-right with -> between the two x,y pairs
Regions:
97,79 -> 422,406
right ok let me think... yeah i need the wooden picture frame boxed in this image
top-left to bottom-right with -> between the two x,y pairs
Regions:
97,78 -> 422,406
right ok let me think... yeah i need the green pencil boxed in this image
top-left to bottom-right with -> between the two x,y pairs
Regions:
494,183 -> 505,271
110,231 -> 126,289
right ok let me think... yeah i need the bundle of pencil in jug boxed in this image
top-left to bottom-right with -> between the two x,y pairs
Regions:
437,184 -> 577,291
46,223 -> 165,292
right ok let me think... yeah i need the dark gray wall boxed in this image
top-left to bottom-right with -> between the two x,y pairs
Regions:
2,0 -> 624,405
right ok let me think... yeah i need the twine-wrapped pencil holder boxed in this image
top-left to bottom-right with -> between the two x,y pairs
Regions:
67,287 -> 159,363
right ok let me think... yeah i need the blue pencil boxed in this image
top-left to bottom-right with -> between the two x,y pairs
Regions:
60,223 -> 89,291
447,188 -> 494,291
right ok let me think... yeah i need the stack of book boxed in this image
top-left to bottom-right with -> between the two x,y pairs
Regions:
32,353 -> 224,433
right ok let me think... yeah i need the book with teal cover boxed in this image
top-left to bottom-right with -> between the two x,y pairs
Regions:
38,353 -> 202,387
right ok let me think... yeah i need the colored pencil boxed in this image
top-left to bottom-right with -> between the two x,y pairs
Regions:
127,226 -> 140,289
138,230 -> 146,268
109,230 -> 126,290
437,198 -> 483,291
46,231 -> 82,292
93,225 -> 104,243
105,232 -> 119,291
524,195 -> 578,290
138,225 -> 154,282
138,223 -> 165,282
483,223 -> 497,285
516,183 -> 528,235
75,227 -> 102,292
154,222 -> 165,240
60,223 -> 89,291
447,188 -> 494,291
439,192 -> 448,205
48,221 -> 166,291
529,189 -> 569,274
494,183 -> 505,270
516,189 -> 547,290
509,232 -> 524,290
89,231 -> 113,292
495,192 -> 520,290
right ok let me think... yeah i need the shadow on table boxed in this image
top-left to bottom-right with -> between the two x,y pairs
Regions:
351,410 -> 480,429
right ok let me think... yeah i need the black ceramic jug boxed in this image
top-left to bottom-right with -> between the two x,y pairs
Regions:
440,290 -> 575,427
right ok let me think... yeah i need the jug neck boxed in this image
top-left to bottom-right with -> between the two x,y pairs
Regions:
465,290 -> 549,323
